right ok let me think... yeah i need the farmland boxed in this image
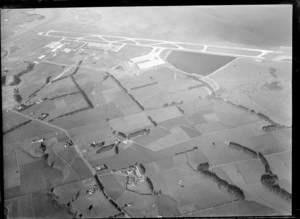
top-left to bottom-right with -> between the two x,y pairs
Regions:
3,7 -> 291,218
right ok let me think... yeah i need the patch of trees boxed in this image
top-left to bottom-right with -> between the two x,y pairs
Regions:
145,176 -> 154,192
103,74 -> 109,81
15,102 -> 35,112
48,106 -> 90,122
131,82 -> 158,90
175,146 -> 198,156
197,162 -> 245,199
268,67 -> 277,78
127,129 -> 150,139
115,145 -> 119,154
9,62 -> 35,86
40,142 -> 47,152
176,105 -> 185,114
2,75 -> 6,85
224,99 -> 284,128
263,81 -> 283,91
163,101 -> 183,108
197,162 -> 209,171
236,104 -> 249,112
257,113 -> 276,125
45,76 -> 52,84
3,119 -> 32,135
147,116 -> 157,127
262,124 -> 284,132
108,199 -> 123,212
228,142 -> 257,158
139,163 -> 146,174
91,141 -> 105,148
71,76 -> 94,109
261,173 -> 291,202
116,131 -> 127,140
128,94 -> 144,111
49,91 -> 79,101
9,75 -> 21,86
96,143 -> 115,154
42,153 -> 49,160
13,88 -> 22,103
258,152 -> 272,175
108,212 -> 125,218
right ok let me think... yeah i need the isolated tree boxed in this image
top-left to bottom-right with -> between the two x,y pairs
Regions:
115,145 -> 119,154
197,162 -> 209,171
50,161 -> 55,167
88,205 -> 93,211
40,142 -> 47,152
43,153 -> 49,160
75,191 -> 80,199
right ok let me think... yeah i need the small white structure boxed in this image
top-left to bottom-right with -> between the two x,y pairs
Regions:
130,47 -> 165,69
63,48 -> 71,53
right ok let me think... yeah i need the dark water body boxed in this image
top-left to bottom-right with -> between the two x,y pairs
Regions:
166,50 -> 235,75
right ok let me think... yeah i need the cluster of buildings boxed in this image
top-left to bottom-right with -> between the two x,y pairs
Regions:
120,164 -> 145,186
85,185 -> 98,198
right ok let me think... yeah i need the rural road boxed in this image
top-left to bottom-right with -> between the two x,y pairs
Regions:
8,108 -> 96,175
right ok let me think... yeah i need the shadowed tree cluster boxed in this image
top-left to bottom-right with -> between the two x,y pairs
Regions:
197,162 -> 245,199
228,142 -> 257,158
128,129 -> 150,139
261,173 -> 291,202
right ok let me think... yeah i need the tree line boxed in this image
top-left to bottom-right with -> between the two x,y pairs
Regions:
197,162 -> 245,199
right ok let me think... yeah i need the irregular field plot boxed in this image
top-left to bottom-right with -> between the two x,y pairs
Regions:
241,183 -> 291,214
116,190 -> 157,217
19,156 -> 79,195
99,174 -> 124,200
51,102 -> 123,129
4,120 -> 59,145
195,122 -> 228,134
58,147 -> 93,180
180,125 -> 202,138
4,152 -> 18,170
146,126 -> 190,152
166,50 -> 235,75
109,112 -> 151,133
191,200 -> 276,216
89,143 -> 166,170
158,116 -> 190,130
3,111 -> 29,130
134,127 -> 171,145
146,106 -> 182,123
249,133 -> 286,155
235,159 -> 265,185
4,167 -> 20,190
